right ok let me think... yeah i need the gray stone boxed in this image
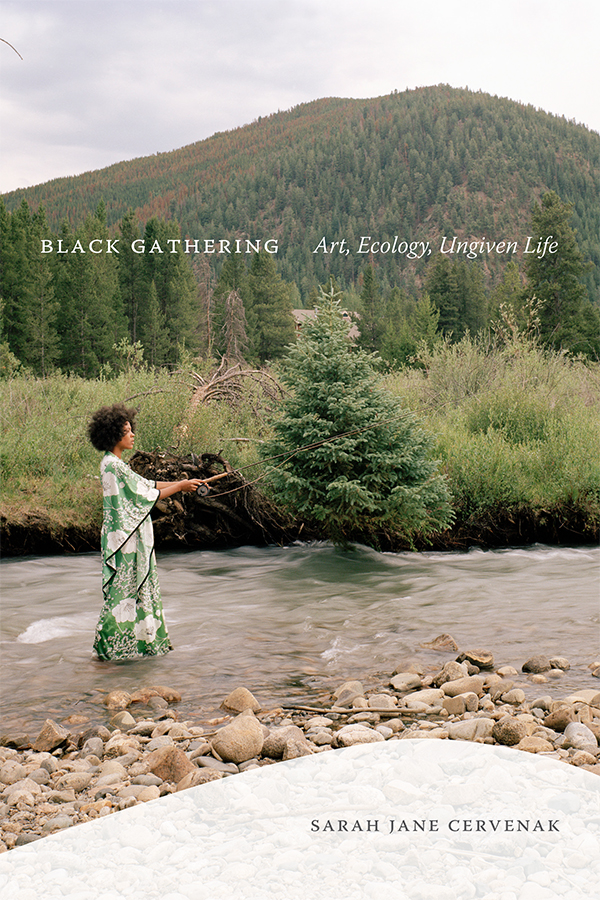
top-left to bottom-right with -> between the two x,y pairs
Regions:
146,736 -> 174,752
110,711 -> 136,729
389,673 -> 422,692
522,655 -> 551,674
446,718 -> 495,742
41,816 -> 73,833
262,725 -> 306,759
132,774 -> 162,786
81,737 -> 104,758
0,760 -> 27,785
562,722 -> 598,755
211,711 -> 264,764
442,676 -> 485,698
194,756 -> 239,774
432,661 -> 469,687
332,725 -> 385,748
128,720 -> 157,736
501,688 -> 526,705
56,772 -> 92,793
333,680 -> 364,700
404,688 -> 444,707
27,768 -> 51,785
549,657 -> 570,671
367,693 -> 397,709
564,690 -> 600,707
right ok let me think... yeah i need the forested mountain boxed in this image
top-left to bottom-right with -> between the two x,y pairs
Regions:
3,85 -> 599,300
2,85 -> 599,377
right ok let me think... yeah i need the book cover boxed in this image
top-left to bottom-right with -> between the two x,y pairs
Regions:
1,2 -> 599,897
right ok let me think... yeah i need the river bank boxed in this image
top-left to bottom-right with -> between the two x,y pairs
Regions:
1,641 -> 599,851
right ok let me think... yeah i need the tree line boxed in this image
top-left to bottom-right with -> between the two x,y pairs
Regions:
1,190 -> 598,379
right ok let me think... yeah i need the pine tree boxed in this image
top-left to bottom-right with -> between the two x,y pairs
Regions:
261,284 -> 454,545
246,250 -> 295,363
523,191 -> 596,355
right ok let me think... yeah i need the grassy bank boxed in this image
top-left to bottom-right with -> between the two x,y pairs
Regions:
1,338 -> 599,554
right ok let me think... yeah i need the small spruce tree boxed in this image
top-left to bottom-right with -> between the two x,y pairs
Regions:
261,284 -> 454,545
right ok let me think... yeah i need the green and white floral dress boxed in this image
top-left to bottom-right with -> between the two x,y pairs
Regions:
93,452 -> 172,660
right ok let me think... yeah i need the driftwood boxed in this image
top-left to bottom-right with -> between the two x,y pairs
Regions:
129,449 -> 309,550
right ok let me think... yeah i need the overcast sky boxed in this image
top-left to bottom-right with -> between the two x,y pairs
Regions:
1,0 -> 599,194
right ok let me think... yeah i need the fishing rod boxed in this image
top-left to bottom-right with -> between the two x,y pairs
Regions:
193,402 -> 432,497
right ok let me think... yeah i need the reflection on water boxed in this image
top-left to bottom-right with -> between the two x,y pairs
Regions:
1,543 -> 598,732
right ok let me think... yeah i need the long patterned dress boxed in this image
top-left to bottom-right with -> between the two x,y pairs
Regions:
93,452 -> 172,660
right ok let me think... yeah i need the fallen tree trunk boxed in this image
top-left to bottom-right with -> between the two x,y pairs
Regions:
129,449 -> 310,550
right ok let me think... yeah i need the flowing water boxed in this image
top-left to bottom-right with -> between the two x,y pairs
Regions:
1,543 -> 598,734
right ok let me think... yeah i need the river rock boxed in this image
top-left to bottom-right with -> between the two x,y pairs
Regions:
442,676 -> 485,698
492,717 -> 529,746
522,655 -> 551,674
104,734 -> 141,758
57,772 -> 93,793
442,696 -> 466,716
283,737 -> 314,759
432,662 -> 469,687
129,688 -> 161,704
41,815 -> 73,833
103,690 -> 132,710
389,673 -> 422,692
176,769 -> 223,791
457,649 -> 494,669
564,690 -> 600,707
211,711 -> 264,764
569,750 -> 599,767
221,687 -> 261,713
517,736 -> 555,753
81,737 -> 104,758
110,711 -> 136,729
0,733 -> 31,750
31,719 -> 70,753
446,718 -> 495,742
544,708 -> 575,731
146,745 -> 196,783
403,689 -> 444,708
333,680 -> 364,699
150,685 -> 182,703
420,633 -> 459,652
562,723 -> 599,755
367,693 -> 397,709
262,725 -> 306,759
0,760 -> 27,785
549,657 -> 570,671
497,665 -> 519,677
501,688 -> 526,705
332,725 -> 385,748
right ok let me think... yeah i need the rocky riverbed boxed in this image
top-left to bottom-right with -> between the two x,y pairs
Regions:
2,642 -> 599,852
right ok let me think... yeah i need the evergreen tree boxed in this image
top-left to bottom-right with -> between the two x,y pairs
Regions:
245,250 -> 295,363
523,191 -> 597,355
358,264 -> 382,352
261,284 -> 453,545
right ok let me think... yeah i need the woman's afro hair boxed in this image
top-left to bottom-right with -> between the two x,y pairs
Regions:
88,403 -> 138,452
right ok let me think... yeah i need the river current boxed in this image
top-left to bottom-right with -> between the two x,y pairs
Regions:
1,543 -> 598,733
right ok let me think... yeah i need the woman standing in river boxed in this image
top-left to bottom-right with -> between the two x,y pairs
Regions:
87,403 -> 204,661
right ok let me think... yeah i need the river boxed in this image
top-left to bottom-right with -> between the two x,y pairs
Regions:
1,542 -> 598,734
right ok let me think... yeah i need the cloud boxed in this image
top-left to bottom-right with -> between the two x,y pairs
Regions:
1,0 -> 599,193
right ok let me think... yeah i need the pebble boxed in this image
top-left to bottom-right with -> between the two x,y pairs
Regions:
1,656 -> 598,850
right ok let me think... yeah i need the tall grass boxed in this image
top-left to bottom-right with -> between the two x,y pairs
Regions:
386,336 -> 600,529
1,336 -> 598,542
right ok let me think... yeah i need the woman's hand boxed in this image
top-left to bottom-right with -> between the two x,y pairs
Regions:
156,479 -> 207,499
